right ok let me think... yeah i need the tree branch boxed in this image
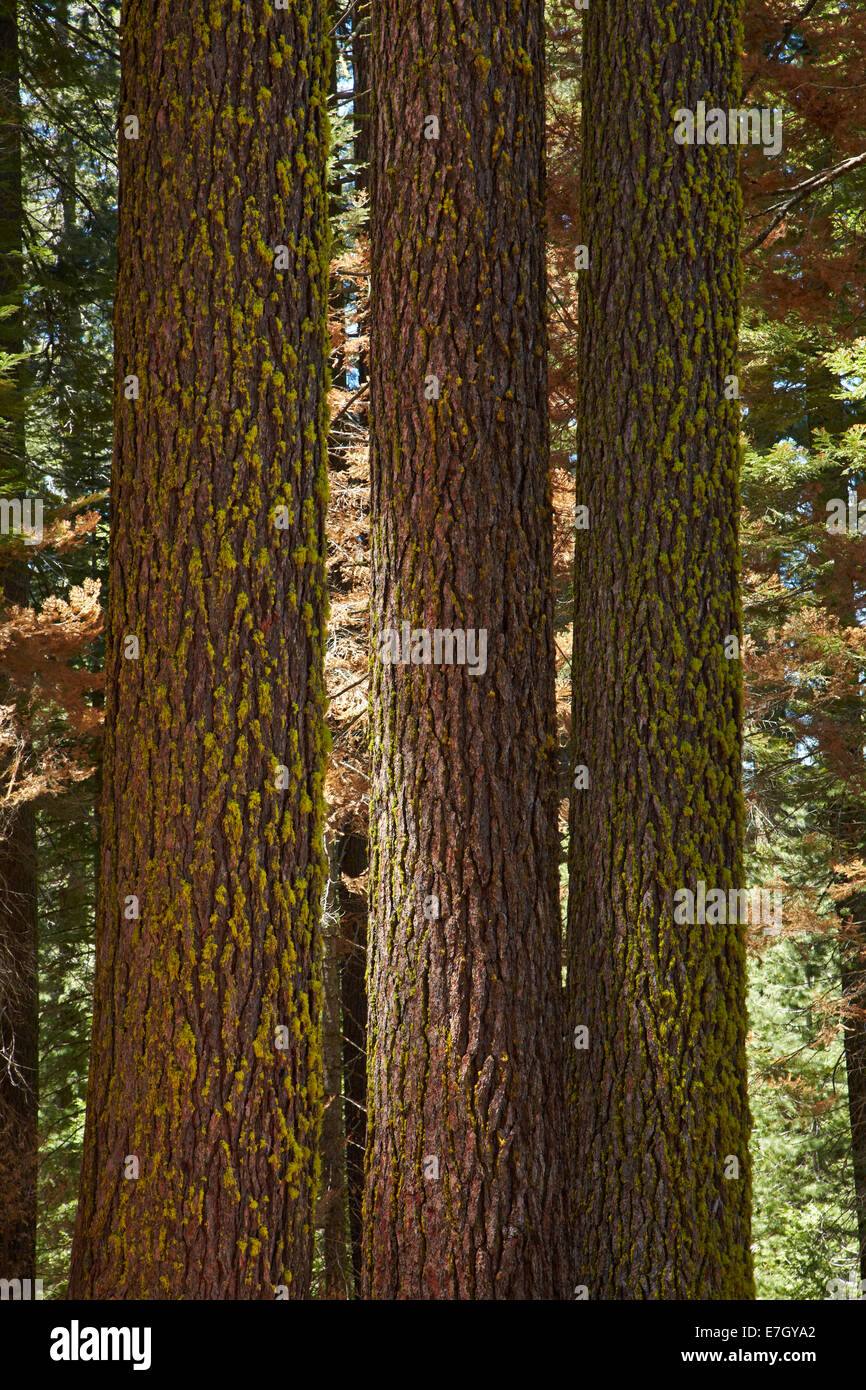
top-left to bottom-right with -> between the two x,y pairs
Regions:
744,150 -> 866,256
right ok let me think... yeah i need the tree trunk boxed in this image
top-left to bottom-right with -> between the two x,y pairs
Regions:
338,8 -> 370,1301
811,477 -> 866,1282
337,834 -> 366,1297
567,0 -> 754,1298
69,0 -> 331,1299
842,932 -> 866,1279
364,0 -> 569,1299
0,802 -> 37,1281
318,837 -> 350,1297
0,0 -> 38,1283
352,3 -> 369,212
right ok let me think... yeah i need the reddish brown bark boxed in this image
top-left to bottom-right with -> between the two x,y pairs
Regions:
68,0 -> 331,1299
364,1 -> 569,1299
567,0 -> 754,1299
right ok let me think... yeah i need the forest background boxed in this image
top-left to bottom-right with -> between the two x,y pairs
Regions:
0,0 -> 864,1299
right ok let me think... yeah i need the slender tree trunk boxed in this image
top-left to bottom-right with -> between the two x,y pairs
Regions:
352,0 -> 370,400
0,0 -> 38,1283
0,803 -> 37,1280
69,0 -> 331,1299
56,0 -> 75,237
318,836 -> 350,1297
567,0 -> 754,1298
842,929 -> 866,1279
364,1 -> 569,1299
352,4 -> 369,216
812,477 -> 866,1281
337,832 -> 366,1296
337,9 -> 371,1300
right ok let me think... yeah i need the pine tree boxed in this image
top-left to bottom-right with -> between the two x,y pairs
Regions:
68,0 -> 331,1298
363,1 -> 569,1298
567,0 -> 754,1298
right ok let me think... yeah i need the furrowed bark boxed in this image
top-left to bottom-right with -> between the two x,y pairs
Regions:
338,849 -> 366,1297
364,1 -> 569,1299
318,836 -> 351,1297
69,0 -> 331,1299
567,0 -> 754,1299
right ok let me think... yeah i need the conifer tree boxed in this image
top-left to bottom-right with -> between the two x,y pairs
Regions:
567,0 -> 754,1298
69,0 -> 331,1298
363,0 -> 569,1298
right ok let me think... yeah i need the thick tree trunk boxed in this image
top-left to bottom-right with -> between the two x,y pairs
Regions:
0,0 -> 38,1283
69,0 -> 331,1299
364,1 -> 569,1299
567,0 -> 754,1298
